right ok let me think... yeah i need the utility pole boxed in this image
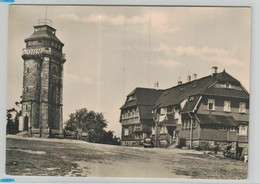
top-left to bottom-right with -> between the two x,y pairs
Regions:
153,112 -> 159,147
188,112 -> 193,149
189,118 -> 193,149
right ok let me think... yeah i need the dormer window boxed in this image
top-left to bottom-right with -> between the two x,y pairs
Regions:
160,108 -> 167,115
189,96 -> 194,102
127,96 -> 135,102
225,83 -> 231,88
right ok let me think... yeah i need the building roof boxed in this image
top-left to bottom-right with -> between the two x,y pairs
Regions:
158,114 -> 177,126
195,114 -> 238,127
25,25 -> 63,45
153,70 -> 249,109
138,106 -> 154,120
217,70 -> 241,84
181,95 -> 201,113
120,87 -> 163,109
202,88 -> 249,99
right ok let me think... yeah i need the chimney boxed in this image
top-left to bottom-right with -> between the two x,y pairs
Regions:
187,75 -> 191,82
154,81 -> 159,90
193,74 -> 197,80
177,76 -> 182,85
212,66 -> 218,80
212,66 -> 218,75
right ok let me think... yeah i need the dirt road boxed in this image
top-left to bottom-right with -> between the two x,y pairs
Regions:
6,135 -> 247,179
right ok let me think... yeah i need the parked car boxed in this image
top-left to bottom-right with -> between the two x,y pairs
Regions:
143,137 -> 154,148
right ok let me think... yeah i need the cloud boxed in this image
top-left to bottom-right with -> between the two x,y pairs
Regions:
153,59 -> 182,68
86,14 -> 125,26
58,11 -> 180,34
64,73 -> 93,84
153,43 -> 172,54
58,13 -> 82,22
174,46 -> 244,67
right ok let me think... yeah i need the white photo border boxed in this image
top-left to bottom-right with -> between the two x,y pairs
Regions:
0,0 -> 259,183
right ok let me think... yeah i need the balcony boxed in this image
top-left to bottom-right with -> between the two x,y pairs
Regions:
22,47 -> 63,59
133,125 -> 142,132
237,135 -> 248,143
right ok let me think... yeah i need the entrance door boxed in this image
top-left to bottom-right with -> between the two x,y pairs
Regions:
24,116 -> 29,131
167,126 -> 175,137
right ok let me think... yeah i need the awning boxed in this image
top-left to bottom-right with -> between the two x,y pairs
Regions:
195,114 -> 238,127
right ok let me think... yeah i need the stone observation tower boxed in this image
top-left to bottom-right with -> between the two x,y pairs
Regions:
21,19 -> 66,137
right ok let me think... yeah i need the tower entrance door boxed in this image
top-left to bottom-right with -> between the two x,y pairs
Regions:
24,116 -> 29,131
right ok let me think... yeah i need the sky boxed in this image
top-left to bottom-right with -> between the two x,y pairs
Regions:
7,5 -> 251,137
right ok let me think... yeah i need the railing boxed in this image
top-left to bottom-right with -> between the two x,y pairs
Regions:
22,47 -> 64,59
133,125 -> 142,132
237,135 -> 248,143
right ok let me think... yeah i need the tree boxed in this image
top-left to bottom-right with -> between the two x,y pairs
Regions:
65,108 -> 120,145
6,107 -> 21,134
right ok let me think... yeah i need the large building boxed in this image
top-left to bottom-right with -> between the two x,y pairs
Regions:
20,20 -> 66,137
120,67 -> 249,150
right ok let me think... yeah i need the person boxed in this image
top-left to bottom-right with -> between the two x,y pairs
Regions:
214,143 -> 219,155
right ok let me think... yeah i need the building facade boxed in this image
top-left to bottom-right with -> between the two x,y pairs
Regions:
20,22 -> 66,137
120,67 -> 249,150
120,88 -> 163,146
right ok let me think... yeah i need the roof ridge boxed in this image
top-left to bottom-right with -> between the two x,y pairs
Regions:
163,72 -> 219,91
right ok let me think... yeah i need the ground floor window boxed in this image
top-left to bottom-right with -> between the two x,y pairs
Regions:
152,127 -> 155,135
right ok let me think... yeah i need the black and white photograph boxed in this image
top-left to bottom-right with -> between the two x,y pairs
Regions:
5,5 -> 250,179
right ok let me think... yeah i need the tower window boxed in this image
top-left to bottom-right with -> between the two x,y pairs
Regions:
26,87 -> 29,93
26,104 -> 28,111
26,67 -> 29,73
39,40 -> 42,45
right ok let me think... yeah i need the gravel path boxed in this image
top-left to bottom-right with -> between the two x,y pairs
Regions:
6,135 -> 247,179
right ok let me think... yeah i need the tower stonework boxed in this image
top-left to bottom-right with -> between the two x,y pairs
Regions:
21,23 -> 66,137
